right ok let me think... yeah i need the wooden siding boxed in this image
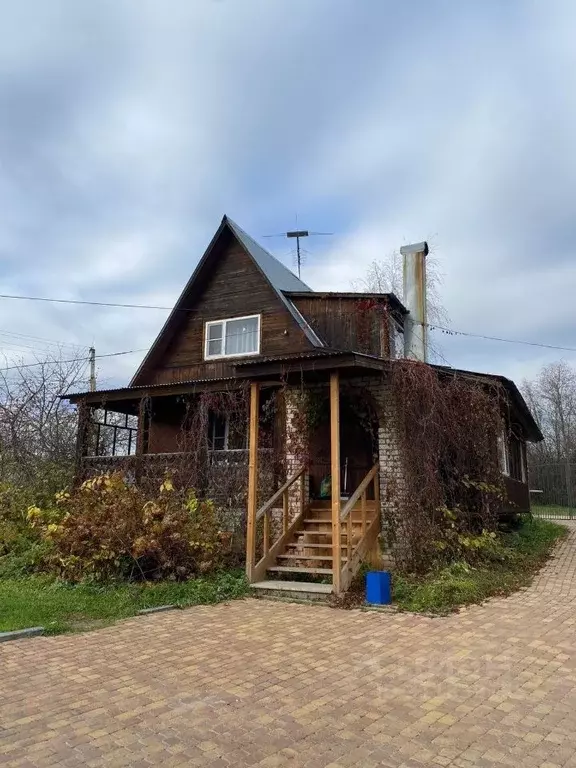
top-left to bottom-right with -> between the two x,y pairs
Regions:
503,475 -> 531,514
147,421 -> 182,453
146,396 -> 188,453
146,239 -> 312,385
292,296 -> 390,357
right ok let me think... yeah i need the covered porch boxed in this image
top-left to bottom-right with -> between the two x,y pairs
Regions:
245,372 -> 382,595
68,352 -> 389,595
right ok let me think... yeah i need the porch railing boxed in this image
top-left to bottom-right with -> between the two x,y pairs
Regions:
81,448 -> 267,475
249,466 -> 307,582
338,463 -> 380,592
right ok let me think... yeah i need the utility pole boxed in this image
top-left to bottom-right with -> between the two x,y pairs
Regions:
89,347 -> 96,392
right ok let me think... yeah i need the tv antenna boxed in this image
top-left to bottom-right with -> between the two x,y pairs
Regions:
263,229 -> 333,278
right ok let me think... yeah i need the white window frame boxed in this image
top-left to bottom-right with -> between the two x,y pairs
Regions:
498,429 -> 510,476
208,413 -> 248,452
204,314 -> 261,360
520,440 -> 527,483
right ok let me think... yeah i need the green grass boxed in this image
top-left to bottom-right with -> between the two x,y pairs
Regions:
392,518 -> 567,615
532,504 -> 576,519
0,570 -> 249,634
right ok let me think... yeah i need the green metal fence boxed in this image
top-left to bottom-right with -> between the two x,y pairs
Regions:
530,462 -> 576,518
531,504 -> 576,520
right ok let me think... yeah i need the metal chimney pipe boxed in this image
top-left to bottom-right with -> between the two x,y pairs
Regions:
400,241 -> 429,362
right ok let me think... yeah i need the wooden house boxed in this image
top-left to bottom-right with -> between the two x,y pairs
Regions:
65,216 -> 542,596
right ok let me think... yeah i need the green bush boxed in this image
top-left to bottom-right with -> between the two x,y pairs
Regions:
28,473 -> 228,582
393,519 -> 566,614
0,482 -> 47,576
0,540 -> 53,579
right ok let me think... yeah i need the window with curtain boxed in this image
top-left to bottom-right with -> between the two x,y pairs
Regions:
207,412 -> 247,451
204,315 -> 260,359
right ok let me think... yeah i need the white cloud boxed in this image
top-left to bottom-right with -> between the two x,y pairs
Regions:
1,0 -> 576,388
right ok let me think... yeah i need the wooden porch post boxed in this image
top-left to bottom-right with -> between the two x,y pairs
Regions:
136,396 -> 150,455
330,371 -> 342,594
246,382 -> 260,582
135,396 -> 150,483
74,400 -> 89,481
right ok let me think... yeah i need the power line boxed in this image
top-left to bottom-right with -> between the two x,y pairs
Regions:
2,290 -> 576,354
410,325 -> 452,368
0,348 -> 147,373
0,293 -> 176,311
429,324 -> 576,354
0,338 -> 85,354
0,328 -> 89,350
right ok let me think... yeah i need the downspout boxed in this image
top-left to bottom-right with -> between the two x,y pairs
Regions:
400,241 -> 429,362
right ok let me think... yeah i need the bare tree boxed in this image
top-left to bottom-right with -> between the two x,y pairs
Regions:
0,352 -> 89,496
521,378 -> 550,464
351,247 -> 449,326
523,361 -> 576,506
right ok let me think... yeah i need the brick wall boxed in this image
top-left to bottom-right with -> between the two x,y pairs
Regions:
284,388 -> 310,517
340,376 -> 404,566
290,375 -> 405,566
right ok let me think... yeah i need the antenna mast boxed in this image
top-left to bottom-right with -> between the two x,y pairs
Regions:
263,228 -> 333,278
286,230 -> 309,278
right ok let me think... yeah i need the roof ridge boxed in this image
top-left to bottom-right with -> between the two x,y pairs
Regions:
224,215 -> 312,292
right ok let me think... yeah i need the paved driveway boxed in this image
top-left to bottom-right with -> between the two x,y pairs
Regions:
3,525 -> 576,768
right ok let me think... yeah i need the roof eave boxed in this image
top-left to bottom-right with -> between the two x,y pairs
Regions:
284,290 -> 409,317
428,363 -> 543,443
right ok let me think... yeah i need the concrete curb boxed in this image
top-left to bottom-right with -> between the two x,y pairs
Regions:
137,604 -> 180,615
362,604 -> 449,618
0,627 -> 45,643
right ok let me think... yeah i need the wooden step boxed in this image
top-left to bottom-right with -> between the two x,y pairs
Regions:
309,511 -> 375,516
303,518 -> 368,525
252,581 -> 332,600
286,542 -> 348,549
278,555 -> 333,561
294,530 -> 357,539
267,566 -> 333,575
309,501 -> 376,510
308,510 -> 376,518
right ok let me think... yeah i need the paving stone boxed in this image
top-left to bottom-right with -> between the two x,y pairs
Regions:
2,523 -> 576,766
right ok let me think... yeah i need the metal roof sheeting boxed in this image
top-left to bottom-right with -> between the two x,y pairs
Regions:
225,218 -> 312,294
64,376 -> 238,401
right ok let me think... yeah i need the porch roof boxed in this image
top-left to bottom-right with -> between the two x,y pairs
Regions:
63,376 -> 239,405
62,350 -> 387,405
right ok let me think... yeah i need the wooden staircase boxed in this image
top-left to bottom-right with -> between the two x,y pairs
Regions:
250,465 -> 381,600
267,499 -> 377,576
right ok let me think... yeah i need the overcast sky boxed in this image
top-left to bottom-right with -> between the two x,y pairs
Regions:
1,0 -> 575,390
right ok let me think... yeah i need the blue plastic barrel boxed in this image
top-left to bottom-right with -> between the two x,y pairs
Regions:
366,571 -> 392,605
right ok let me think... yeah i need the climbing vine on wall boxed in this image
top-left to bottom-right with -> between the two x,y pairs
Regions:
385,361 -> 506,573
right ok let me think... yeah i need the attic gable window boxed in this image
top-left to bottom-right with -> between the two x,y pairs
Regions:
204,314 -> 261,359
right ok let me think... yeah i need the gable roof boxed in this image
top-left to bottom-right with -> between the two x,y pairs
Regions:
130,215 -> 322,386
224,218 -> 324,347
226,218 -> 312,293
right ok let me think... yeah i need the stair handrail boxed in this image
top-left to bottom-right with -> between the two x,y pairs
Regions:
340,463 -> 379,523
252,465 -> 308,583
338,462 -> 381,592
256,466 -> 306,522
